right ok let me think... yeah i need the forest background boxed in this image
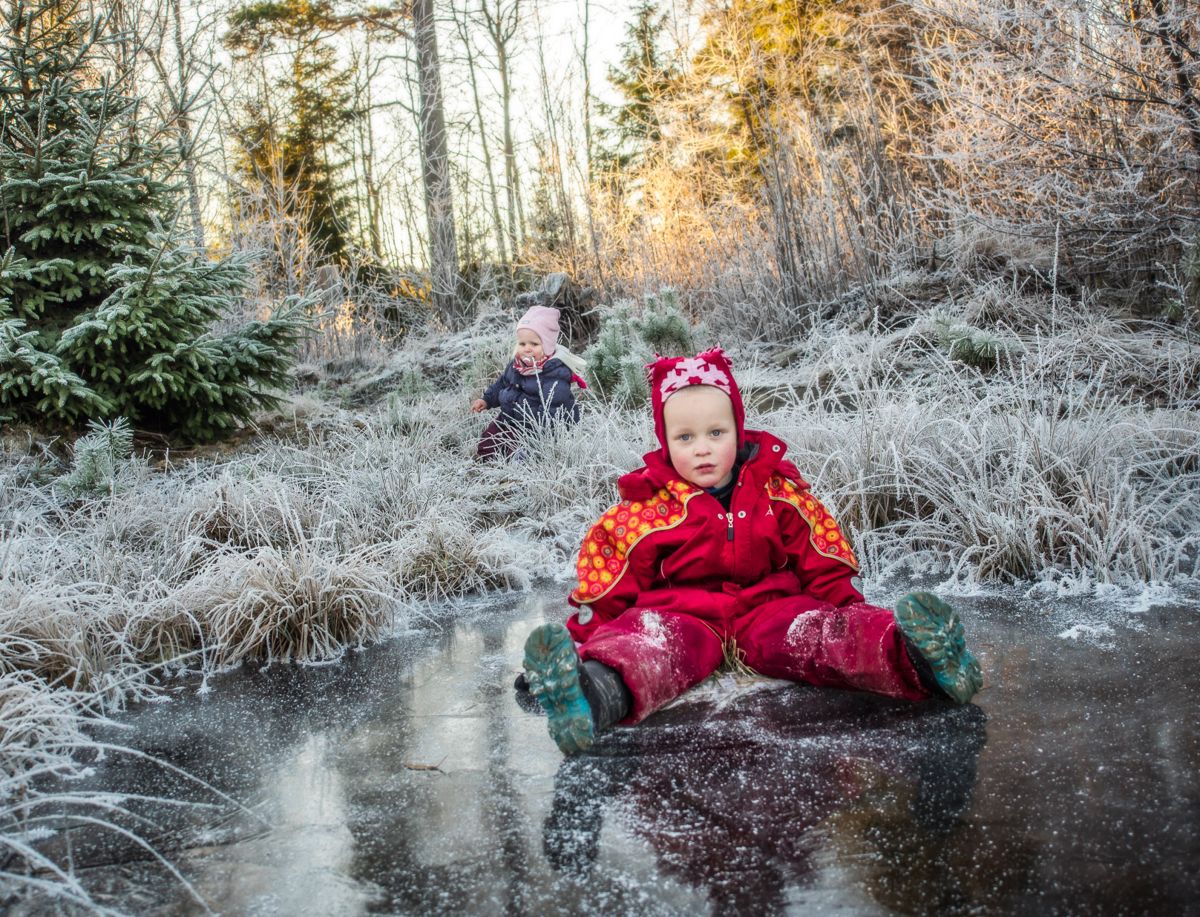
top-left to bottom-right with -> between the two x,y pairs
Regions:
1,0 -> 1198,908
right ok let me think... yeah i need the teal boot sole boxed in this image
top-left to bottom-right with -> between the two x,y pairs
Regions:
895,592 -> 984,704
523,623 -> 595,754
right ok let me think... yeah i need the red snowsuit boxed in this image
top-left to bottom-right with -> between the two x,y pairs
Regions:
565,428 -> 931,723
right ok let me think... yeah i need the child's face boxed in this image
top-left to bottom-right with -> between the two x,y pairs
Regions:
662,385 -> 738,490
516,329 -> 545,363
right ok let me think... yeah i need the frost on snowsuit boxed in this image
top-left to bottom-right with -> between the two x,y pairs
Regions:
565,353 -> 932,724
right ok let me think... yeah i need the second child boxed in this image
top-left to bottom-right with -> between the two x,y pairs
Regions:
471,305 -> 582,460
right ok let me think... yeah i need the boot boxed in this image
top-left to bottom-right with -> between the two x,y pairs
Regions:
578,659 -> 631,731
522,623 -> 631,754
894,592 -> 983,704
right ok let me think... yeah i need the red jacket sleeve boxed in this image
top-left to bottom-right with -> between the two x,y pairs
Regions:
566,511 -> 659,641
772,485 -> 864,607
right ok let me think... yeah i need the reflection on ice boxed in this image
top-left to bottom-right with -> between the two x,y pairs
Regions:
36,590 -> 1200,916
204,733 -> 368,915
543,693 -> 987,913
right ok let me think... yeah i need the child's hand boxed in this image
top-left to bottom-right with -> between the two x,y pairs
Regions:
470,398 -> 487,413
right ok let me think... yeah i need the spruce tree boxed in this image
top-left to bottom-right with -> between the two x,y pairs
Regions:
0,0 -> 310,441
596,0 -> 676,175
224,0 -> 356,265
584,291 -> 698,405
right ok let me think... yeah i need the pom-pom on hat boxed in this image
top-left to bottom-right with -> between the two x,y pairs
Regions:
646,347 -> 745,457
516,305 -> 560,356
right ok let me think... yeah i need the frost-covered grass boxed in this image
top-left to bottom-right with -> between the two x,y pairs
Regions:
2,279 -> 1199,909
4,296 -> 1196,689
0,388 -> 575,908
0,673 -> 216,913
739,305 -> 1200,589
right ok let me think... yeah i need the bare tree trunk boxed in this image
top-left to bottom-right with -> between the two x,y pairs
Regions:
453,1 -> 508,264
499,41 -> 525,254
400,177 -> 420,266
575,0 -> 604,281
457,166 -> 478,269
533,3 -> 577,268
349,61 -> 368,251
355,38 -> 384,261
413,0 -> 462,325
483,0 -> 525,256
578,0 -> 592,180
170,0 -> 206,249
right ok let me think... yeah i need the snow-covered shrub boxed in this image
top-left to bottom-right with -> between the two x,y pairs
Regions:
928,313 -> 1013,369
386,521 -> 531,601
0,578 -> 163,709
913,0 -> 1199,304
172,473 -> 321,579
1164,233 -> 1200,323
637,289 -> 696,354
584,290 -> 703,404
176,543 -> 394,667
57,417 -> 135,499
760,328 -> 1200,588
390,364 -> 433,398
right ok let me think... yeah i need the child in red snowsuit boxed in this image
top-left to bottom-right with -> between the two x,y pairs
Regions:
521,348 -> 982,754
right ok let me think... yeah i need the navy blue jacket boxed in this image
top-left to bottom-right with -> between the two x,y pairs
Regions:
483,358 -> 580,427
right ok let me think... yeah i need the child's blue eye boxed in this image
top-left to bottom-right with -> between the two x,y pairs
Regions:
678,434 -> 692,442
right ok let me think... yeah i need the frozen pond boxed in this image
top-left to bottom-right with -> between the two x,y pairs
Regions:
27,589 -> 1200,914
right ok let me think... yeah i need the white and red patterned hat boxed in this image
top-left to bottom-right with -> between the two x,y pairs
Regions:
646,347 -> 745,456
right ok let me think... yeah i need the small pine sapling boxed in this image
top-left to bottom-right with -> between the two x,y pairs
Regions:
0,2 -> 313,441
930,312 -> 1012,370
584,290 -> 701,404
59,416 -> 134,498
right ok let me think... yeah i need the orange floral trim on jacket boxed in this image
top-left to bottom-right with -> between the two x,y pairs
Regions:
766,475 -> 859,570
572,479 -> 698,603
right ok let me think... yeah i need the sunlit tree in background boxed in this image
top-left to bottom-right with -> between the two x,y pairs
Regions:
224,0 -> 357,268
913,0 -> 1200,306
596,0 -> 678,176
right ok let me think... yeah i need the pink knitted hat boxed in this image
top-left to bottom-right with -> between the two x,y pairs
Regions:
516,305 -> 560,357
646,347 -> 745,457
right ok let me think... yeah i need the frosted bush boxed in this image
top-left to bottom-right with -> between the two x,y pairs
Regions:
176,544 -> 394,667
57,417 -> 138,500
0,580 -> 126,696
760,338 -> 1200,588
386,522 -> 533,601
927,312 -> 1014,369
584,291 -> 705,405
